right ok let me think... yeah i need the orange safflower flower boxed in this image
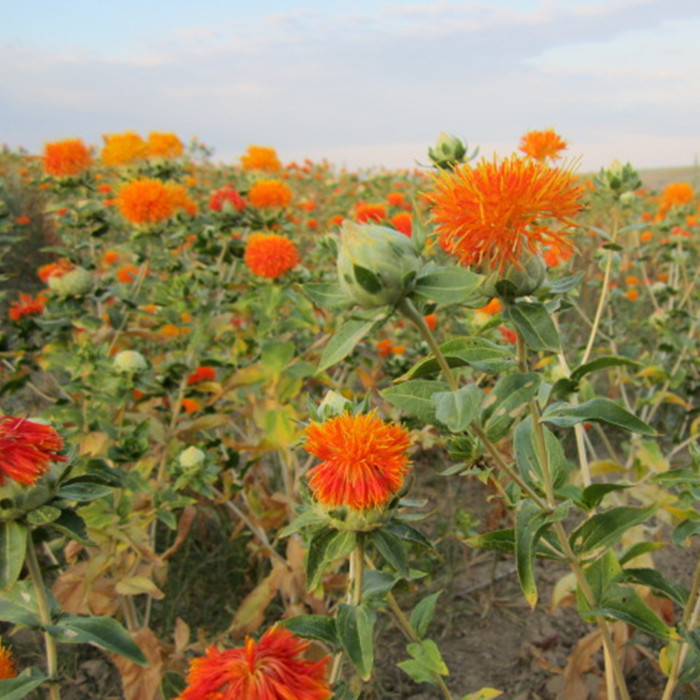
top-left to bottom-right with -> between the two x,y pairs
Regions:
519,128 -> 568,162
167,183 -> 198,216
377,339 -> 394,357
244,233 -> 299,279
660,182 -> 694,214
387,191 -> 406,207
355,202 -> 387,223
640,230 -> 653,243
43,138 -> 92,176
38,258 -> 74,284
209,185 -> 246,212
160,323 -> 182,338
116,178 -> 177,224
178,626 -> 330,700
424,313 -> 438,331
428,155 -> 585,273
248,179 -> 293,208
102,250 -> 120,266
116,264 -> 142,283
241,145 -> 282,172
181,398 -> 202,414
477,298 -> 503,315
304,411 -> 412,511
101,131 -> 148,166
0,416 -> 66,486
14,216 -> 31,225
0,642 -> 17,680
187,366 -> 216,386
147,132 -> 183,159
390,212 -> 412,237
543,240 -> 574,267
9,293 -> 47,322
626,288 -> 639,302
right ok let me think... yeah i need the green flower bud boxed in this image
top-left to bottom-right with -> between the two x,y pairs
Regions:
428,132 -> 468,169
337,221 -> 423,308
48,267 -> 92,297
113,350 -> 148,375
178,446 -> 206,472
480,251 -> 546,299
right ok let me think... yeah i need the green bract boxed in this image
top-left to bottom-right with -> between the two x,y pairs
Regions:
337,221 -> 423,309
113,350 -> 148,375
48,267 -> 92,297
480,251 -> 546,299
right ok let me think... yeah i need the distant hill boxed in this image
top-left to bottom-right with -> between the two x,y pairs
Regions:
636,165 -> 699,192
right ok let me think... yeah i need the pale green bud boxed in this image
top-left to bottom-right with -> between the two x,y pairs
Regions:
337,221 -> 423,308
428,132 -> 468,169
318,390 -> 353,419
480,252 -> 546,299
48,267 -> 92,297
178,446 -> 206,472
113,350 -> 148,375
619,191 -> 636,207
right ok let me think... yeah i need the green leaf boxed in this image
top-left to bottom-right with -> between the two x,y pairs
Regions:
401,337 -> 515,380
46,614 -> 147,664
466,529 -> 515,555
398,639 -> 449,686
303,282 -> 353,310
460,689 -> 503,700
336,604 -> 376,680
621,567 -> 688,608
544,272 -> 583,295
55,482 -> 113,502
161,671 -> 187,700
0,521 -> 27,591
513,416 -> 568,490
369,529 -> 409,577
672,517 -> 700,547
383,520 -> 436,552
25,506 -> 62,526
618,541 -> 664,566
542,399 -> 656,436
50,508 -> 93,545
317,315 -> 385,372
306,529 -> 356,591
382,379 -> 449,423
353,265 -> 382,294
481,373 -> 541,441
261,341 -> 296,375
580,482 -> 633,510
432,385 -> 483,433
569,355 -> 643,384
281,614 -> 339,649
409,591 -> 442,639
504,301 -> 561,352
515,500 -> 543,608
0,668 -> 49,700
0,580 -> 45,627
570,505 -> 657,554
412,266 -> 483,305
362,570 -> 400,598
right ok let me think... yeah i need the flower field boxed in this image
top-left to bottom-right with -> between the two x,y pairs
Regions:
0,130 -> 698,699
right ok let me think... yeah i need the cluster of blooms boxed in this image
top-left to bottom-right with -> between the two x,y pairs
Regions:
116,178 -> 197,224
101,131 -> 183,166
240,144 -> 282,172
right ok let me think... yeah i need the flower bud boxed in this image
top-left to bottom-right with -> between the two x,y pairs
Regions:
337,221 -> 423,308
178,446 -> 206,472
428,132 -> 468,169
480,251 -> 546,299
113,350 -> 148,375
48,267 -> 92,297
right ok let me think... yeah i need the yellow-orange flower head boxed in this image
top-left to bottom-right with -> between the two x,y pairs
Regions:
147,132 -> 184,159
304,411 -> 412,512
0,642 -> 17,680
241,145 -> 282,172
519,129 -> 568,162
116,178 -> 188,224
248,179 -> 293,209
244,233 -> 299,279
43,138 -> 92,176
178,626 -> 331,700
101,131 -> 148,166
428,155 -> 585,273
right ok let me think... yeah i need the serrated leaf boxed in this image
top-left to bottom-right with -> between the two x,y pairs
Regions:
398,639 -> 448,685
56,482 -> 113,502
579,482 -> 632,510
336,603 -> 376,680
570,355 -> 643,384
544,272 -> 583,295
303,282 -> 353,310
382,379 -> 449,423
409,591 -> 442,639
318,316 -> 384,372
281,614 -> 339,649
570,505 -> 657,554
412,266 -> 483,305
542,398 -> 656,436
362,570 -> 399,598
432,385 -> 483,433
481,373 -> 540,441
504,301 -> 561,352
306,528 -> 356,591
369,529 -> 409,577
621,567 -> 688,608
0,521 -> 27,591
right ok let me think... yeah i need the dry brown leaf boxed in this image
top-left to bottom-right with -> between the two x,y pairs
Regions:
110,627 -> 163,700
52,562 -> 120,617
229,564 -> 286,638
161,505 -> 197,561
559,630 -> 603,700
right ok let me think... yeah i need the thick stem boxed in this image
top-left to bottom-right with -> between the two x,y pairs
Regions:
26,534 -> 61,700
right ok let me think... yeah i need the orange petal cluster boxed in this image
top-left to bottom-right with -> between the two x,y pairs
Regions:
101,131 -> 149,166
178,626 -> 330,700
428,155 -> 585,273
43,138 -> 92,176
147,132 -> 184,159
9,292 -> 47,322
241,145 -> 282,172
0,643 -> 17,681
116,179 -> 194,224
519,128 -> 568,162
248,180 -> 293,209
244,233 -> 299,279
304,411 -> 412,511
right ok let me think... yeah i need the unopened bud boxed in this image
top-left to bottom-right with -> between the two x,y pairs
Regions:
428,132 -> 468,169
337,221 -> 423,308
480,251 -> 546,299
48,267 -> 92,297
178,446 -> 206,472
113,350 -> 148,375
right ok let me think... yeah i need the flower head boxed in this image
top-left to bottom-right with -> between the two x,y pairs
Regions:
178,626 -> 330,700
209,186 -> 246,212
116,178 -> 177,224
0,416 -> 66,486
304,411 -> 412,511
147,132 -> 184,159
519,129 -> 568,162
428,155 -> 585,273
43,138 -> 92,176
659,182 -> 695,216
101,131 -> 148,166
355,202 -> 387,224
0,642 -> 17,680
38,258 -> 75,284
244,233 -> 299,279
241,145 -> 282,172
187,366 -> 217,386
9,293 -> 47,322
248,180 -> 292,209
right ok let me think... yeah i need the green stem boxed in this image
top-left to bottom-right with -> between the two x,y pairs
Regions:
26,533 -> 60,700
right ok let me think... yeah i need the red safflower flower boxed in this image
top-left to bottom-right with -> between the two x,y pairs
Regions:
241,145 -> 282,172
423,313 -> 438,331
14,216 -> 31,225
177,626 -> 330,700
0,416 -> 67,486
38,258 -> 75,284
9,292 -> 47,322
248,180 -> 293,209
497,326 -> 517,344
43,138 -> 92,176
181,398 -> 202,414
116,264 -> 142,283
304,411 -> 412,511
354,202 -> 387,223
209,186 -> 246,212
519,129 -> 568,162
187,366 -> 216,386
428,155 -> 585,273
244,233 -> 299,279
390,212 -> 412,237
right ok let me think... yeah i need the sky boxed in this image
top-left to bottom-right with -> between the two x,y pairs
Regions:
2,0 -> 699,172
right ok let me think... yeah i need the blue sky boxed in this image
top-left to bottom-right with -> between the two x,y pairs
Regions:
2,0 -> 699,171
